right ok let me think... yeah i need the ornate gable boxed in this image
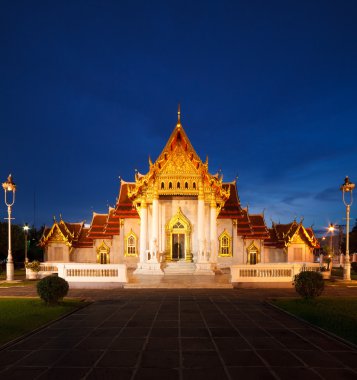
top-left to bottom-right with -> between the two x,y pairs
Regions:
126,107 -> 230,211
160,144 -> 200,176
40,222 -> 72,247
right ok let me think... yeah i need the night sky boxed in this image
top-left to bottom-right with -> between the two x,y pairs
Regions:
1,1 -> 356,234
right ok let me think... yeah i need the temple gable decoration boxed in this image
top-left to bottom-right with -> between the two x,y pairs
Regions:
127,107 -> 230,216
40,219 -> 74,248
265,220 -> 320,250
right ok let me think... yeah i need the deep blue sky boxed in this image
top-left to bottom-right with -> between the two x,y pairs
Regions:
1,0 -> 356,234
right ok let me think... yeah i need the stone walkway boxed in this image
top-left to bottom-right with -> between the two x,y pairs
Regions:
0,287 -> 357,379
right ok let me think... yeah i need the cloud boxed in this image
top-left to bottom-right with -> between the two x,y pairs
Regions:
314,187 -> 340,202
282,192 -> 312,206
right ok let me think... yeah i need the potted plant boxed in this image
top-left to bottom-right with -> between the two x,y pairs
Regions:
25,260 -> 41,280
319,265 -> 331,280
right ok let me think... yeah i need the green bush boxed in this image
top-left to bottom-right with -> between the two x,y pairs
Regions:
37,275 -> 69,305
25,260 -> 41,272
294,270 -> 324,299
351,262 -> 357,274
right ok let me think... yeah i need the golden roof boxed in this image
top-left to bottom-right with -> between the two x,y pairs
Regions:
127,108 -> 230,209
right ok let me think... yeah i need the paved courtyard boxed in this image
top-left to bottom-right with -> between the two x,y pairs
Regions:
0,286 -> 357,380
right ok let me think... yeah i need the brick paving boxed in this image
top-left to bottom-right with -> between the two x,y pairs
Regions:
0,285 -> 357,380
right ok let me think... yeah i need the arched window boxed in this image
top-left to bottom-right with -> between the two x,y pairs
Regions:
185,182 -> 188,189
193,182 -> 196,189
125,230 -> 138,256
247,242 -> 260,265
169,182 -> 173,189
219,230 -> 232,257
177,182 -> 180,189
161,182 -> 165,189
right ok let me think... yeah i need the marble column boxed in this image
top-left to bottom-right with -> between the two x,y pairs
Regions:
152,186 -> 159,245
139,200 -> 147,263
210,195 -> 217,263
197,181 -> 205,262
151,185 -> 159,261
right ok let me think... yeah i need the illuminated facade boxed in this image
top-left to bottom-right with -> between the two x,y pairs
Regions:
40,109 -> 319,273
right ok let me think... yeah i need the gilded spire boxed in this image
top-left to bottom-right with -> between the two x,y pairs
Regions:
177,103 -> 181,127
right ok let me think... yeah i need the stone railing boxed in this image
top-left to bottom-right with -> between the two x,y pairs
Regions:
38,263 -> 58,278
230,263 -> 321,283
34,263 -> 128,284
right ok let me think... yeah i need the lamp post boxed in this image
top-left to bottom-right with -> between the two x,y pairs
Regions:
2,175 -> 16,281
23,223 -> 30,265
328,224 -> 335,255
328,224 -> 335,270
340,176 -> 355,281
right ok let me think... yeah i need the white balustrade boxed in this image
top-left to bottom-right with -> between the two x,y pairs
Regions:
230,263 -> 321,283
37,263 -> 128,283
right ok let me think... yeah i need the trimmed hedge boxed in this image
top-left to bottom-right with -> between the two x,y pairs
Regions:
294,270 -> 324,299
37,275 -> 69,305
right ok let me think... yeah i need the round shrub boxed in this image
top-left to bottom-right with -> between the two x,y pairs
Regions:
294,270 -> 324,299
37,275 -> 69,305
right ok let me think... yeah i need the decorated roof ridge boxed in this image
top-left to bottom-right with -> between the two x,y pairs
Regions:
223,180 -> 238,185
153,107 -> 203,167
120,179 -> 135,185
266,220 -> 320,248
92,211 -> 108,216
249,213 -> 268,224
126,110 -> 231,203
39,219 -> 74,247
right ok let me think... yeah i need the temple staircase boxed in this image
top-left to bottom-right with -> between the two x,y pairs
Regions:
163,261 -> 196,275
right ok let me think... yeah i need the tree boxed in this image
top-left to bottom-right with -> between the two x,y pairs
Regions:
0,223 -> 44,264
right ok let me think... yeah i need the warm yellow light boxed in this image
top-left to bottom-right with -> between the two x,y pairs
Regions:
2,174 -> 16,192
328,224 -> 335,232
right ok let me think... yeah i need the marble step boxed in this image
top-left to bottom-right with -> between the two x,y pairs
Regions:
163,261 -> 196,275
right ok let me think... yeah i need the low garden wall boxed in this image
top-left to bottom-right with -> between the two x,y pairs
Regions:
230,263 -> 321,287
27,263 -> 128,287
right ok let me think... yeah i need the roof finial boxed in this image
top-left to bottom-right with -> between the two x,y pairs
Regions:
177,103 -> 181,126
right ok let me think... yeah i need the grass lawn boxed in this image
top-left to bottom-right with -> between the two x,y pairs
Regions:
0,298 -> 85,346
272,297 -> 357,345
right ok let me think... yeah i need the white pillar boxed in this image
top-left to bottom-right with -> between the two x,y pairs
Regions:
344,204 -> 351,280
6,205 -> 14,281
210,195 -> 217,264
197,182 -> 205,262
152,187 -> 159,244
232,220 -> 239,263
139,200 -> 148,263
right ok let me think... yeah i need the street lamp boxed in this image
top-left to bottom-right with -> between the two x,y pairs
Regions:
23,223 -> 30,265
340,176 -> 355,281
2,174 -> 16,281
328,223 -> 335,256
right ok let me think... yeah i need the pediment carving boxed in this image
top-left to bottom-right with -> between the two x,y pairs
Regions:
159,145 -> 198,176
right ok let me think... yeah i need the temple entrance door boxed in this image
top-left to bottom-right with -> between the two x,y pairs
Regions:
99,251 -> 109,264
166,208 -> 192,262
96,241 -> 110,264
172,233 -> 185,260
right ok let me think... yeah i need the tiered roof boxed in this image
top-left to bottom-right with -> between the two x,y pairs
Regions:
236,208 -> 270,239
126,109 -> 230,206
86,208 -> 121,239
40,109 -> 273,248
40,219 -> 92,248
265,220 -> 320,249
115,181 -> 140,218
218,182 -> 241,219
